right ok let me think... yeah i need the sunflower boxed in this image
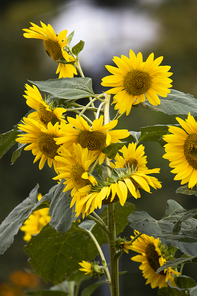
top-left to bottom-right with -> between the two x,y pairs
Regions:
79,261 -> 93,276
113,142 -> 162,198
20,193 -> 50,242
101,49 -> 172,115
24,84 -> 66,126
70,160 -> 161,217
163,113 -> 197,188
23,21 -> 77,78
55,115 -> 130,164
16,116 -> 64,171
54,143 -> 97,196
130,231 -> 179,289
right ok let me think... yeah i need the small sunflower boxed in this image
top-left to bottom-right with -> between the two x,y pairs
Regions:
130,231 -> 179,289
113,143 -> 162,199
70,160 -> 161,217
101,49 -> 172,115
54,143 -> 97,196
16,116 -> 64,171
163,113 -> 197,188
79,261 -> 93,276
24,84 -> 66,126
20,193 -> 50,242
23,21 -> 77,78
55,115 -> 130,164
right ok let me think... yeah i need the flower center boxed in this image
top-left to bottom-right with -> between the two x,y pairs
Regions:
70,163 -> 91,190
77,130 -> 107,150
145,243 -> 160,272
43,39 -> 63,62
37,132 -> 60,158
38,103 -> 58,126
184,133 -> 197,169
123,69 -> 152,96
125,158 -> 138,170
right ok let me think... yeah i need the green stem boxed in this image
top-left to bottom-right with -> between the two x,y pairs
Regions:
88,214 -> 109,236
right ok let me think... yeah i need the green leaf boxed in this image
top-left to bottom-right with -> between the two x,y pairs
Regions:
0,126 -> 18,159
128,199 -> 197,256
67,31 -> 75,45
158,286 -> 193,296
102,142 -> 127,159
81,280 -> 106,296
11,143 -> 25,163
137,124 -> 170,145
72,40 -> 85,56
29,77 -> 95,100
49,180 -> 77,234
25,202 -> 135,284
157,256 -> 197,274
175,276 -> 196,289
134,89 -> 197,116
25,291 -> 68,296
0,185 -> 39,254
176,185 -> 197,197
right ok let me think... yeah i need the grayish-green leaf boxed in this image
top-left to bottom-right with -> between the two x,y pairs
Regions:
11,143 -> 25,163
72,40 -> 85,56
176,185 -> 197,197
134,89 -> 197,116
102,142 -> 127,159
29,78 -> 95,100
0,126 -> 18,159
138,124 -> 170,145
81,280 -> 106,296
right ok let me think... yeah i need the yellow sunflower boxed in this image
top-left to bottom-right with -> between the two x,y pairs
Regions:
163,112 -> 197,189
20,193 -> 50,242
101,49 -> 172,115
54,143 -> 97,196
24,84 -> 66,126
16,116 -> 64,171
55,115 -> 130,164
23,21 -> 77,78
79,261 -> 93,275
70,159 -> 161,218
113,142 -> 162,198
130,231 -> 179,289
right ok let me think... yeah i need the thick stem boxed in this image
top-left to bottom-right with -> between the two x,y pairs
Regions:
107,203 -> 120,296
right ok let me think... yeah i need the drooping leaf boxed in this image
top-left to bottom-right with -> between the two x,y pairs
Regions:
134,89 -> 197,116
72,40 -> 85,56
128,199 -> 197,256
49,180 -> 77,234
174,276 -> 196,289
25,202 -> 135,283
29,78 -> 95,100
11,143 -> 25,163
176,185 -> 197,197
102,142 -> 127,159
0,126 -> 18,159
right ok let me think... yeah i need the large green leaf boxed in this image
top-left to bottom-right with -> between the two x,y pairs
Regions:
158,285 -> 197,296
29,78 -> 95,100
49,180 -> 77,234
137,124 -> 170,145
128,199 -> 197,256
176,185 -> 197,197
135,89 -> 197,116
25,202 -> 135,283
0,126 -> 18,159
102,142 -> 127,159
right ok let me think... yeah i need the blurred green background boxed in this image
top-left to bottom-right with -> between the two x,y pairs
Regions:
1,0 -> 197,295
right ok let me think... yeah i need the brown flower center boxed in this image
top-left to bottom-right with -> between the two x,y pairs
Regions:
184,133 -> 197,169
125,158 -> 138,170
77,130 -> 107,151
38,103 -> 58,126
37,132 -> 60,158
70,162 -> 91,190
123,69 -> 152,96
146,243 -> 160,272
43,39 -> 63,62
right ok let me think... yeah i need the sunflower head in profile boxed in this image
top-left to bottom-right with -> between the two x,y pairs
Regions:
24,84 -> 66,126
16,116 -> 64,171
79,261 -> 105,277
130,231 -> 179,289
23,21 -> 77,78
54,143 -> 97,196
20,193 -> 50,242
163,112 -> 197,189
55,115 -> 130,164
101,49 -> 172,115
